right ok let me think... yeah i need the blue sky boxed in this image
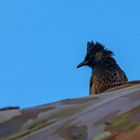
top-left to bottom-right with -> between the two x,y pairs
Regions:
0,0 -> 140,108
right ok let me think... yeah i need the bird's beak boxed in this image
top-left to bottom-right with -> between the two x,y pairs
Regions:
77,61 -> 88,68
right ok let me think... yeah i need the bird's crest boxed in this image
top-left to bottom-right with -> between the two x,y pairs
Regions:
87,41 -> 104,53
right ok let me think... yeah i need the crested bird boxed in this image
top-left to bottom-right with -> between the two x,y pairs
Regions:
77,41 -> 128,95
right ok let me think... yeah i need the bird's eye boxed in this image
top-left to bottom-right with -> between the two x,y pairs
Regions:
89,55 -> 93,58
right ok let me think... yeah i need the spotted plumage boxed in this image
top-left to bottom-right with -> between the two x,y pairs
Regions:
77,41 -> 128,95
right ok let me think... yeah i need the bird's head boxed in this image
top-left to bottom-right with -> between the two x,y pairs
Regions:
77,41 -> 113,68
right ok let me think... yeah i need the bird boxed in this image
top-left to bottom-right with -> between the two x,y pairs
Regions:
77,41 -> 128,95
